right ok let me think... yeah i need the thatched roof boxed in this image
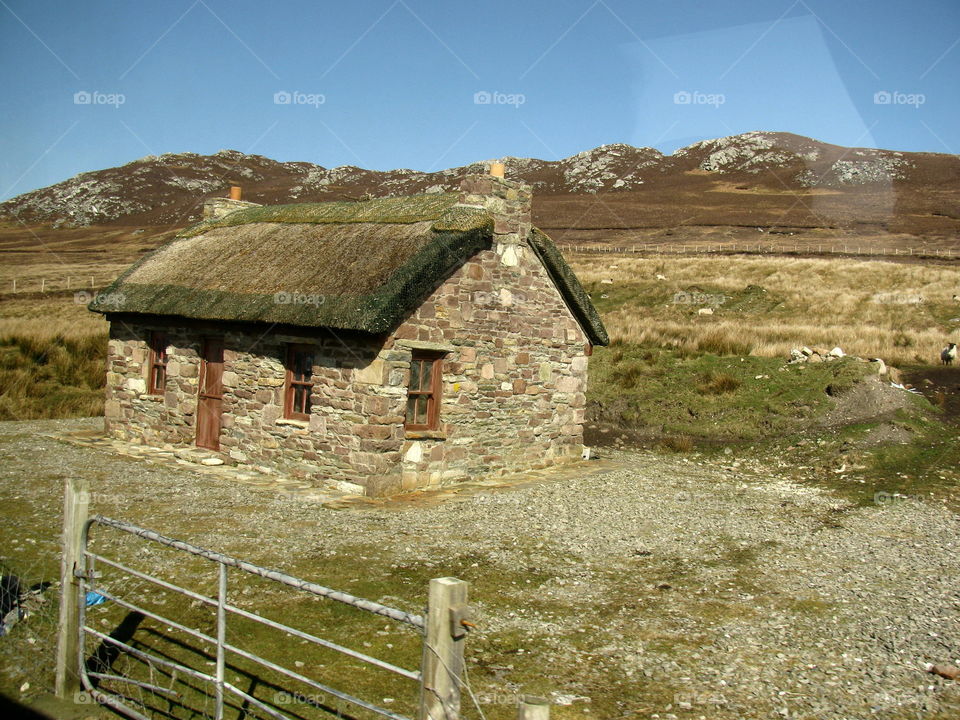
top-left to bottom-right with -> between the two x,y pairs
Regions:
90,192 -> 608,345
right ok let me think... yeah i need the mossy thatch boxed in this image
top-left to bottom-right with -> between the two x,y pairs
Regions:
529,229 -> 609,346
90,192 -> 608,344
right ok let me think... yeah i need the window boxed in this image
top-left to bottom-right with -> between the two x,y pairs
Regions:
405,352 -> 443,430
148,332 -> 168,395
284,344 -> 315,420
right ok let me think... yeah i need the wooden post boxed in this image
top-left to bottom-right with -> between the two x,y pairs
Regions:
55,477 -> 89,699
517,696 -> 550,720
419,577 -> 468,720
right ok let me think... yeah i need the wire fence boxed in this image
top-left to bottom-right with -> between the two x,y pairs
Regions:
559,242 -> 960,259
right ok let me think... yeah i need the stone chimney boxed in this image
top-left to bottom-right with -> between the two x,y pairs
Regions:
458,163 -> 532,266
202,185 -> 261,220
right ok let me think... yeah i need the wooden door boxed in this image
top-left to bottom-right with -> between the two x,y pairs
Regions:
196,338 -> 224,451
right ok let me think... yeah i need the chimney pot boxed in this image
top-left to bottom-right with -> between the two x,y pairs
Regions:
229,186 -> 242,201
489,162 -> 505,178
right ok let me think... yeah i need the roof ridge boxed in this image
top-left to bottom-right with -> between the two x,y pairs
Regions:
178,192 -> 462,238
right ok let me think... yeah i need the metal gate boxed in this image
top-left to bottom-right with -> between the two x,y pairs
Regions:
55,479 -> 468,720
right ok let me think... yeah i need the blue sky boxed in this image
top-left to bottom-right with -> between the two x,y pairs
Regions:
1,0 -> 958,200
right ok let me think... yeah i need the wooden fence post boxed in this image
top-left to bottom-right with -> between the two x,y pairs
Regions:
419,577 -> 468,720
517,696 -> 550,719
55,477 -> 89,699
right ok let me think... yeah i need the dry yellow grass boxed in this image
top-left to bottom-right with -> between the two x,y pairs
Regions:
569,254 -> 960,365
0,297 -> 107,418
0,295 -> 108,341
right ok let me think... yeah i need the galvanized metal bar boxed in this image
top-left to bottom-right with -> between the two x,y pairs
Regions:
224,601 -> 421,681
222,639 -> 412,720
88,587 -> 218,648
218,680 -> 292,720
75,548 -> 92,699
82,627 -> 216,688
86,671 -> 180,698
79,685 -> 153,720
215,563 -> 227,720
91,515 -> 425,628
87,552 -> 217,607
81,629 -> 285,720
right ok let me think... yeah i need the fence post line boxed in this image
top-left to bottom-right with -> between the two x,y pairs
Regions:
517,696 -> 551,719
55,476 -> 90,699
419,577 -> 468,720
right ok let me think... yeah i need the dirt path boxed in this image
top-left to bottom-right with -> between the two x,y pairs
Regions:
1,418 -> 958,719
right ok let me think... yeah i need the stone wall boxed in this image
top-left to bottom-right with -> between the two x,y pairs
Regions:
105,323 -> 406,494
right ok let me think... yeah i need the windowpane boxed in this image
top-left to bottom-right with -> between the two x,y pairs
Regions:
294,385 -> 310,415
408,359 -> 422,391
292,350 -> 313,382
419,360 -> 431,389
285,344 -> 315,420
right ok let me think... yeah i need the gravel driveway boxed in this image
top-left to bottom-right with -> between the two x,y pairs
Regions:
1,418 -> 958,720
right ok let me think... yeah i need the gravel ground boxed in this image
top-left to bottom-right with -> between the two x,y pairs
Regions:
1,417 -> 958,720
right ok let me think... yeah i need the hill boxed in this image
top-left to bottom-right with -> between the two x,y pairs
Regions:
2,132 -> 958,247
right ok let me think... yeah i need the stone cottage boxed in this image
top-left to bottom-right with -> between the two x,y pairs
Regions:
89,170 -> 609,495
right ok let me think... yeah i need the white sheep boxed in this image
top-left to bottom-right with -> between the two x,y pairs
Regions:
942,343 -> 957,365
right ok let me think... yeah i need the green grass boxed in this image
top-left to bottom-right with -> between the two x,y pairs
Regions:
588,341 -> 874,443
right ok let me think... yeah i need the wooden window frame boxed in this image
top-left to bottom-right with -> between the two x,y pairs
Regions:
284,344 -> 315,421
147,331 -> 168,395
404,351 -> 444,431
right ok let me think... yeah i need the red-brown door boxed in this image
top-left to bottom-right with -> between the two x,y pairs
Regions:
196,338 -> 224,450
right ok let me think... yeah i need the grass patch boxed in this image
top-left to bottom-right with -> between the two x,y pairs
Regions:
696,370 -> 741,395
588,342 -> 874,443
